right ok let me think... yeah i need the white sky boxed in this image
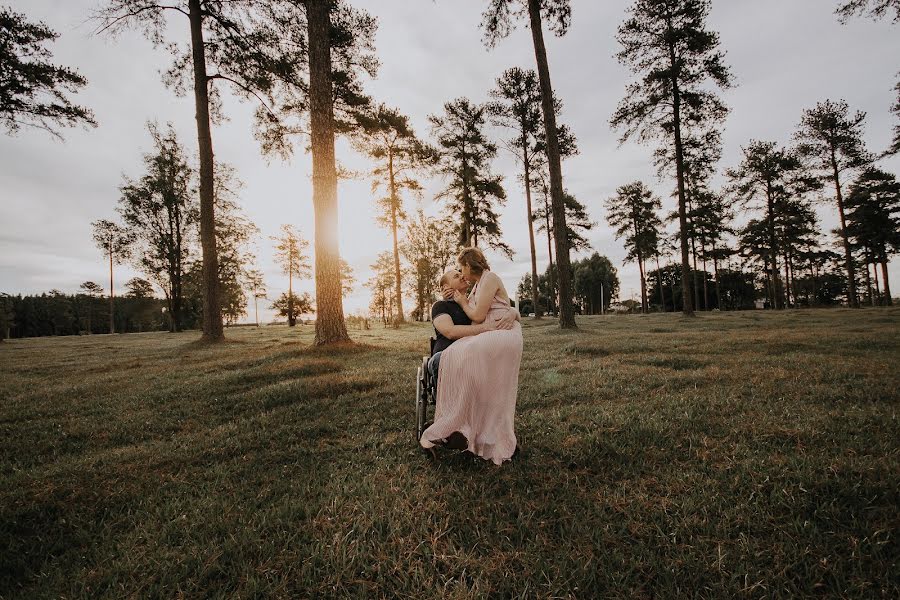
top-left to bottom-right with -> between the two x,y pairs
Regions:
1,0 -> 898,323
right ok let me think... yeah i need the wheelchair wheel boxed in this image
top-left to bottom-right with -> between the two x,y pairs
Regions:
415,358 -> 428,441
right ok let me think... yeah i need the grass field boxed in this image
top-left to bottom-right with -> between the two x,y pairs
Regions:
1,309 -> 898,598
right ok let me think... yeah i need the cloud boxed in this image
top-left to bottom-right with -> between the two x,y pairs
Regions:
2,0 -> 898,318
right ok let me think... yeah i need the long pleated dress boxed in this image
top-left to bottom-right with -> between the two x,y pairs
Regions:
419,288 -> 523,465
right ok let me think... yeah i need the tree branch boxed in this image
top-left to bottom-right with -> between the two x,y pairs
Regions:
93,4 -> 188,36
206,73 -> 277,119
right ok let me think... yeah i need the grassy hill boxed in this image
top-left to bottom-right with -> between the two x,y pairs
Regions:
2,309 -> 898,597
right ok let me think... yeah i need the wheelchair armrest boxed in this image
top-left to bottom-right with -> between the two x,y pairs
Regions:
429,336 -> 437,356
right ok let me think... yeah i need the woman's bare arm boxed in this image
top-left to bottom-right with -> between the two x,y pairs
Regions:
433,314 -> 493,340
454,272 -> 501,323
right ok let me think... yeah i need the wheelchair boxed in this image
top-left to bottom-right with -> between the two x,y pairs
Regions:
415,337 -> 438,441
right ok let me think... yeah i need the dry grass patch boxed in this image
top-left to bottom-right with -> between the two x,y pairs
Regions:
0,311 -> 898,597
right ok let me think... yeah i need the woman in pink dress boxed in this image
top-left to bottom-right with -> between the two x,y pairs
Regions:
420,247 -> 524,465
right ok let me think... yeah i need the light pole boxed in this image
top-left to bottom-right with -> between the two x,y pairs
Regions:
601,282 -> 604,315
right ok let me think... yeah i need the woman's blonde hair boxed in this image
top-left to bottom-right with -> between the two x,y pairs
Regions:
457,247 -> 489,276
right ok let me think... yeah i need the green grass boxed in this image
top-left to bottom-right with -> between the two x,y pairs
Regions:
1,309 -> 898,598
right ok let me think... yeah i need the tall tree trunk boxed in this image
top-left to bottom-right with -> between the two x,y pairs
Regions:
521,134 -> 541,319
388,152 -> 405,325
463,205 -> 473,247
881,260 -> 892,306
173,204 -> 183,332
307,0 -> 350,345
630,205 -> 647,313
165,293 -> 174,333
788,249 -> 798,307
769,261 -> 775,308
655,252 -> 666,311
830,149 -> 857,307
713,252 -> 722,310
873,256 -> 881,305
811,262 -> 819,306
288,262 -> 295,327
638,255 -> 647,314
461,142 -> 473,247
863,249 -> 874,307
600,280 -> 605,313
765,181 -> 781,310
419,259 -> 428,321
188,0 -> 223,342
783,245 -> 791,308
543,190 -> 556,314
701,244 -> 709,311
805,262 -> 813,305
108,243 -> 114,334
667,37 -> 693,316
416,265 -> 425,321
690,232 -> 700,310
527,0 -> 575,329
172,279 -> 182,332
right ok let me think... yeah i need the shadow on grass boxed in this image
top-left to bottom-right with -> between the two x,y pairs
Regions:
634,356 -> 710,371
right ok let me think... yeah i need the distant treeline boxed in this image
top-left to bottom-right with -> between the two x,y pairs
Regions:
516,256 -> 859,316
0,291 -> 204,339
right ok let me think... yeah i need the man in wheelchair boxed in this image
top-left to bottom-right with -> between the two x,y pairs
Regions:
415,269 -> 519,442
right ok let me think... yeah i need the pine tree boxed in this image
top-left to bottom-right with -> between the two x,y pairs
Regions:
0,293 -> 12,341
271,225 -> 311,327
1,6 -> 96,138
78,282 -> 104,333
95,0 -> 308,342
481,0 -> 577,328
738,218 -> 774,306
401,208 -> 458,322
605,182 -> 662,313
91,220 -> 133,334
339,259 -> 356,298
890,79 -> 900,157
774,195 -> 820,308
272,292 -> 314,324
367,251 -> 396,326
116,123 -> 195,332
845,167 -> 900,305
572,253 -> 619,315
351,104 -> 434,325
690,188 -> 735,309
726,141 -> 820,309
795,100 -> 873,307
205,163 -> 260,326
835,0 -> 900,22
489,67 -> 545,318
430,98 -> 510,257
532,178 -> 593,311
251,0 -> 377,344
246,270 -> 266,327
306,0 -> 358,343
612,0 -> 733,316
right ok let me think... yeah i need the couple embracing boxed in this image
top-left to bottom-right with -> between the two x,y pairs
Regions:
420,247 -> 524,465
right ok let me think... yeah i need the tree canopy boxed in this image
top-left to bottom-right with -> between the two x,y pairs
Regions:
0,7 -> 96,138
430,97 -> 511,257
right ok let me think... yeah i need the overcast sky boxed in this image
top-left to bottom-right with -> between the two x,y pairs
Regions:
1,0 -> 898,322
